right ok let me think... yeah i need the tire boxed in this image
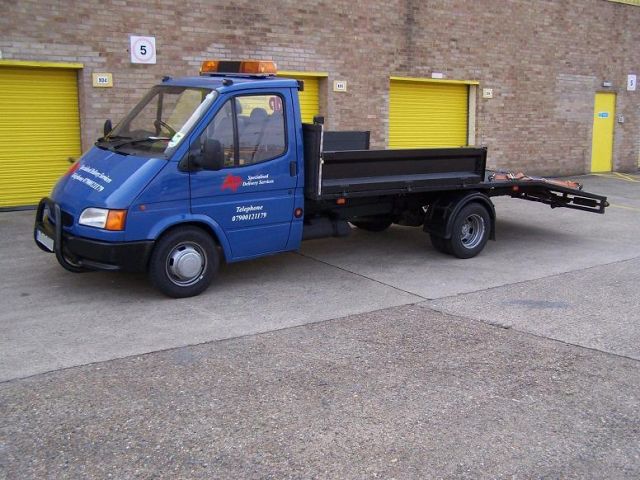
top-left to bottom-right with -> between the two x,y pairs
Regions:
430,235 -> 451,255
351,217 -> 393,232
148,226 -> 219,298
447,203 -> 491,259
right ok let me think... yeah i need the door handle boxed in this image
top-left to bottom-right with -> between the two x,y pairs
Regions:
289,161 -> 297,176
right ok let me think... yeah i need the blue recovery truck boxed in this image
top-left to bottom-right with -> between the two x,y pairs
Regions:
34,60 -> 608,298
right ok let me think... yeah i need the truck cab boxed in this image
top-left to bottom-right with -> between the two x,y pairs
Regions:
35,61 -> 307,297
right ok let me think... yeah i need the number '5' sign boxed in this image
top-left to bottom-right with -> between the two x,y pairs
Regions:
130,36 -> 156,64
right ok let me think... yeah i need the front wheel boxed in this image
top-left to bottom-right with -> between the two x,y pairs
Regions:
148,226 -> 219,298
446,203 -> 491,259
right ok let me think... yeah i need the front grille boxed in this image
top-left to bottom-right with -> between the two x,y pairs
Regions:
61,210 -> 74,227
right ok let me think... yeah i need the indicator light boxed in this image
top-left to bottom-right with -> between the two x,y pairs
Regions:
106,210 -> 127,231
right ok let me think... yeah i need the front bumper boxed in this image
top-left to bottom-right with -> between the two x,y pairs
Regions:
34,198 -> 154,273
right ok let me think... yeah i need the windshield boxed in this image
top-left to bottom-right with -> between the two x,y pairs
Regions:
99,86 -> 217,157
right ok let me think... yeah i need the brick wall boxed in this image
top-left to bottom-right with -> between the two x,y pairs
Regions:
1,0 -> 638,175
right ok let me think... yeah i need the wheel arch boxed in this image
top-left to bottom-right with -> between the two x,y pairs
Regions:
149,215 -> 231,262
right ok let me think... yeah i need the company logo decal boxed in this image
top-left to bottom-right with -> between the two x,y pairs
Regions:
221,173 -> 243,192
243,174 -> 274,187
70,164 -> 113,192
221,173 -> 275,192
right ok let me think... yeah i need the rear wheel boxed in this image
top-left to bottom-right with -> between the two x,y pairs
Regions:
351,217 -> 393,232
446,203 -> 491,259
148,226 -> 219,298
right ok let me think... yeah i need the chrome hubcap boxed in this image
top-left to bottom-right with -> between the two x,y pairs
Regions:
166,242 -> 206,286
460,214 -> 485,249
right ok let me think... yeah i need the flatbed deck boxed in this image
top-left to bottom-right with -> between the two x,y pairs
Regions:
302,123 -> 607,214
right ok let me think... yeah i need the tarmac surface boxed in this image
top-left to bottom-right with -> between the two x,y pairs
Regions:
1,173 -> 639,478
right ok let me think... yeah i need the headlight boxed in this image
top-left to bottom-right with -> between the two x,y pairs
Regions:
79,208 -> 127,230
79,208 -> 108,228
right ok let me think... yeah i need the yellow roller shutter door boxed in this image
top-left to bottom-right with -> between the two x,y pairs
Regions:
297,77 -> 319,124
277,74 -> 320,124
389,80 -> 469,148
0,66 -> 81,208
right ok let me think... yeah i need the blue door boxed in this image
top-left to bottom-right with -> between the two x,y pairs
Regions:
189,90 -> 297,260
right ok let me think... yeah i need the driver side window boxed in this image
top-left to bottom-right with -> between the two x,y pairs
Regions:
200,94 -> 286,168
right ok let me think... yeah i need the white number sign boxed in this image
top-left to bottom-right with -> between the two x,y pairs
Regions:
130,36 -> 156,64
628,74 -> 637,92
92,73 -> 113,88
333,80 -> 347,92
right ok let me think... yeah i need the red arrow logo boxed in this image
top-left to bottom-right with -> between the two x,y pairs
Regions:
222,173 -> 243,192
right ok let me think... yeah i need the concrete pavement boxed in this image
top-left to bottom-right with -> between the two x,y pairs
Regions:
0,213 -> 420,381
1,175 -> 638,381
2,305 -> 639,479
1,173 -> 639,478
301,175 -> 640,299
429,257 -> 640,360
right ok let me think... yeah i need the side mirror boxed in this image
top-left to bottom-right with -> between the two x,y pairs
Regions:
199,139 -> 225,171
103,119 -> 113,137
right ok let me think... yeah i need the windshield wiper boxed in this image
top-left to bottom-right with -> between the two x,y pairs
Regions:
97,134 -> 131,143
96,135 -> 133,153
111,136 -> 171,149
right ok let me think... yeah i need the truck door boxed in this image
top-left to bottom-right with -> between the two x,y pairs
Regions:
189,91 -> 297,260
